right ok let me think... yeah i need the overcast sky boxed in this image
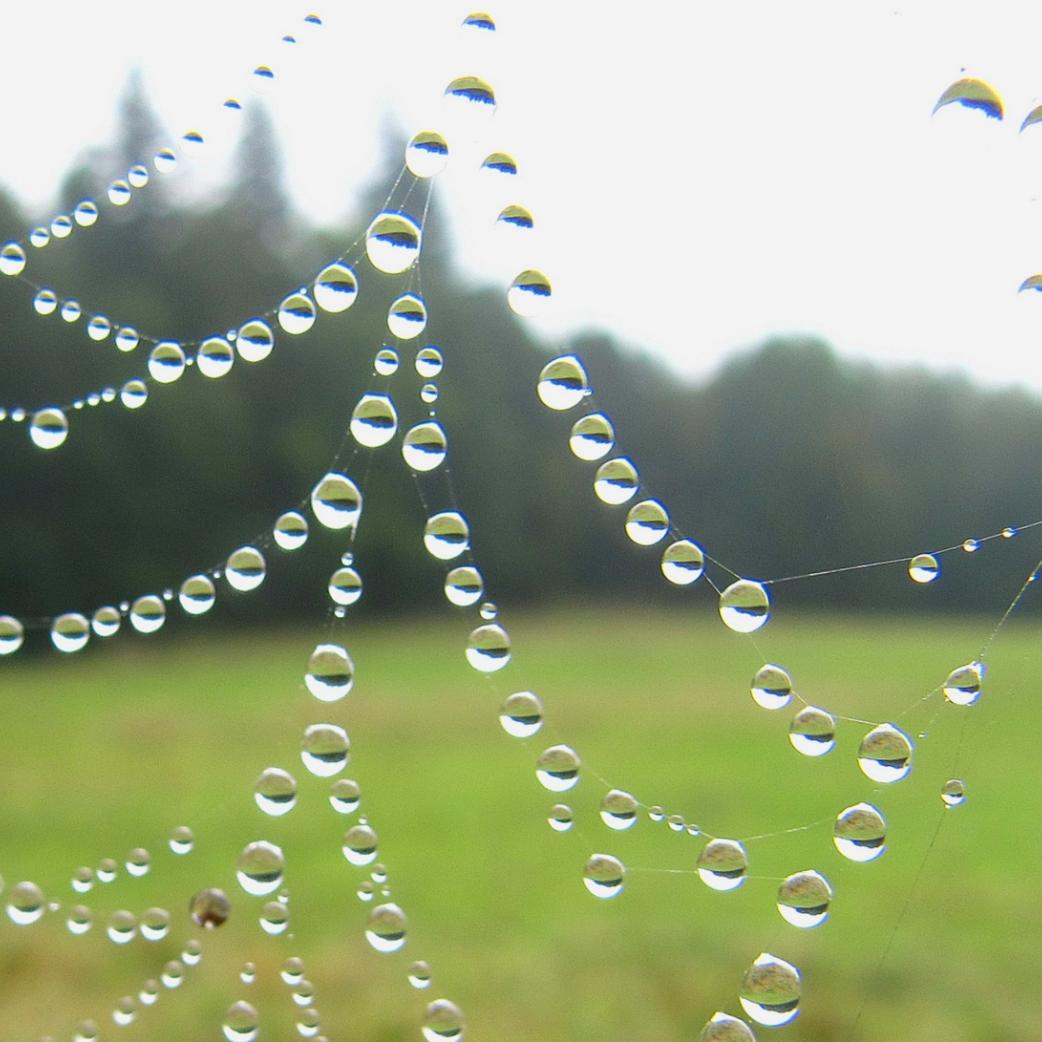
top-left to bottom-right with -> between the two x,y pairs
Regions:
6,1 -> 1042,394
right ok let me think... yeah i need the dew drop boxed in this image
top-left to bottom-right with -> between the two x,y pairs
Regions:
222,1001 -> 259,1042
114,327 -> 140,352
366,901 -> 407,952
51,214 -> 73,238
29,227 -> 49,248
406,131 -> 450,177
739,953 -> 801,1027
305,643 -> 355,701
857,723 -> 914,783
0,241 -> 27,276
33,288 -> 57,314
750,664 -> 793,710
191,886 -> 231,927
834,802 -> 887,862
87,315 -> 111,341
226,546 -> 266,592
313,262 -> 359,312
236,318 -> 274,362
161,960 -> 185,988
600,789 -> 639,831
497,203 -> 533,231
908,553 -> 940,584
278,292 -> 317,335
153,147 -> 177,173
301,723 -> 350,777
125,847 -> 151,877
108,180 -> 131,205
569,412 -> 614,461
366,211 -> 422,274
241,962 -> 256,984
482,151 -> 517,176
594,457 -> 639,505
535,744 -> 581,791
0,615 -> 24,654
943,661 -> 983,706
29,407 -> 68,449
7,881 -> 45,924
179,574 -> 216,615
140,906 -> 170,940
351,393 -> 398,447
941,778 -> 967,808
274,511 -> 310,550
67,905 -> 93,935
51,612 -> 90,653
198,336 -> 235,378
357,880 -> 375,902
281,957 -> 305,985
113,996 -> 137,1026
698,1011 -> 757,1042
962,537 -> 979,553
697,838 -> 748,892
499,690 -> 543,737
445,74 -> 496,113
776,870 -> 832,928
403,421 -> 449,471
660,539 -> 705,585
129,594 -> 165,634
466,622 -> 511,672
106,909 -> 136,945
420,382 -> 439,404
148,341 -> 186,384
583,853 -> 625,898
424,512 -> 469,560
328,567 -> 363,606
508,269 -> 551,316
933,76 -> 1003,120
343,824 -> 379,866
128,164 -> 149,188
120,379 -> 148,409
548,803 -> 574,831
788,705 -> 836,756
330,778 -> 361,814
415,346 -> 444,377
445,566 -> 484,607
409,960 -> 433,989
237,842 -> 284,897
72,866 -> 94,893
423,999 -> 465,1042
387,292 -> 428,340
374,347 -> 399,375
97,858 -> 118,883
625,499 -> 670,546
311,473 -> 363,530
537,355 -> 588,409
255,768 -> 298,816
74,200 -> 99,226
260,900 -> 290,935
169,825 -> 194,854
719,580 -> 771,633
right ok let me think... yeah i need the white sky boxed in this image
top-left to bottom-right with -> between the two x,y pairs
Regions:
6,1 -> 1042,393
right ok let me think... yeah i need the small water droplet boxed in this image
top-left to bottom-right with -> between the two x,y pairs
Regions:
7,881 -> 45,925
834,802 -> 887,862
569,412 -> 614,461
387,292 -> 428,340
278,292 -> 317,335
445,74 -> 497,114
908,553 -> 940,584
600,789 -> 639,831
74,200 -> 99,226
154,147 -> 178,173
415,346 -> 444,377
33,288 -> 57,314
406,131 -> 450,177
857,723 -> 914,783
943,661 -> 982,706
739,953 -> 801,1027
537,355 -> 588,409
423,1000 -> 465,1042
236,318 -> 274,362
941,778 -> 967,808
409,960 -> 433,989
225,546 -> 266,592
535,745 -> 581,792
108,180 -> 132,205
583,853 -> 625,898
67,904 -> 92,935
402,422 -> 448,471
0,241 -> 27,276
129,594 -> 165,634
466,623 -> 511,672
140,906 -> 170,941
789,705 -> 836,756
106,909 -> 137,945
169,825 -> 194,854
424,512 -> 469,560
329,778 -> 361,814
197,336 -> 235,378
120,379 -> 148,410
499,691 -> 543,737
301,723 -> 350,777
223,1001 -> 259,1042
593,457 -> 639,505
305,643 -> 355,701
87,315 -> 111,341
507,269 -> 551,316
482,152 -> 517,176
281,957 -> 305,985
148,341 -> 186,384
777,870 -> 832,928
255,768 -> 298,816
366,902 -> 407,952
750,664 -> 793,710
933,77 -> 1003,120
328,567 -> 363,606
351,392 -> 398,448
191,887 -> 231,927
236,842 -> 284,897
445,566 -> 484,607
161,960 -> 185,988
497,203 -> 533,231
260,900 -> 290,935
51,612 -> 90,653
113,996 -> 137,1027
179,574 -> 216,615
125,848 -> 151,877
625,499 -> 670,546
548,803 -> 574,832
366,211 -> 422,274
697,838 -> 748,892
698,1011 -> 757,1042
313,262 -> 359,312
29,408 -> 68,450
719,580 -> 771,633
311,473 -> 363,530
274,510 -> 309,550
240,962 -> 257,985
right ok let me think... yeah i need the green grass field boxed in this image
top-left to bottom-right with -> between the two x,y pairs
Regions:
1,608 -> 1039,1042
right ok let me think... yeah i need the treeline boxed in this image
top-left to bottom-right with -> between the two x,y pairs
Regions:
2,81 -> 1042,632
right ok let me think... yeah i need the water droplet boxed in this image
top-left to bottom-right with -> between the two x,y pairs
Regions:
387,292 -> 428,340
87,315 -> 111,341
374,346 -> 399,375
961,537 -> 979,553
226,546 -> 266,592
698,1011 -> 757,1042
305,643 -> 355,701
857,723 -> 914,783
125,847 -> 150,877
445,74 -> 496,113
274,511 -> 309,550
313,262 -> 359,312
71,866 -> 94,893
281,957 -> 305,985
625,499 -> 670,545
223,1000 -> 259,1042
0,615 -> 24,655
161,960 -> 185,988
292,981 -> 314,1007
409,960 -> 433,989
29,227 -> 49,248
776,870 -> 832,929
301,723 -> 350,777
834,802 -> 887,862
0,241 -> 27,276
357,880 -> 375,902
537,354 -> 588,409
943,661 -> 982,706
422,999 -> 465,1042
444,566 -> 484,607
406,131 -> 450,177
179,574 -> 216,615
128,164 -> 149,188
648,806 -> 665,822
535,744 -> 580,791
240,962 -> 256,984
236,318 -> 274,362
466,622 -> 511,672
113,327 -> 139,353
499,691 -> 543,737
330,778 -> 361,814
697,838 -> 748,892
153,147 -> 178,173
311,473 -> 363,530
941,778 -> 967,808
106,909 -> 136,945
366,902 -> 407,952
255,768 -> 298,816
278,292 -> 317,335
424,512 -> 469,560
593,457 -> 639,505
197,336 -> 235,378
129,594 -> 165,634
51,612 -> 90,653
120,379 -> 148,409
237,842 -> 284,897
148,341 -> 186,384
253,65 -> 275,88
113,996 -> 138,1026
260,900 -> 290,935
169,825 -> 194,854
181,129 -> 205,155
7,881 -> 45,924
415,346 -> 444,377
1002,526 -> 1018,538
482,151 -> 517,176
583,853 -> 625,898
351,392 -> 398,447
50,214 -> 72,238
328,567 -> 363,606
67,905 -> 93,935
750,664 -> 793,710
719,580 -> 771,634
191,886 -> 231,927
97,857 -> 118,882
74,200 -> 99,226
343,824 -> 380,866
933,76 -> 1003,120
108,179 -> 132,205
497,203 -> 533,231
659,539 -> 705,586
420,382 -> 439,404
739,953 -> 801,1027
908,553 -> 940,584
569,412 -> 614,461
508,269 -> 551,316
403,421 -> 449,471
33,288 -> 57,314
600,789 -> 639,831
788,705 -> 836,756
548,803 -> 574,831
140,906 -> 170,941
366,211 -> 422,274
29,407 -> 68,449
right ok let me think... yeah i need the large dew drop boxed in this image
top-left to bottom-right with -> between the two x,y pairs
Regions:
277,292 -> 316,335
314,262 -> 358,312
424,512 -> 469,560
236,319 -> 274,362
29,408 -> 68,449
402,422 -> 448,471
569,413 -> 614,461
366,211 -> 422,274
51,612 -> 90,653
508,269 -> 552,316
593,457 -> 639,505
537,355 -> 588,410
351,393 -> 398,447
179,574 -> 216,615
750,664 -> 793,710
943,661 -> 983,706
366,902 -> 408,953
301,723 -> 350,777
330,778 -> 362,814
305,643 -> 355,701
388,293 -> 428,339
857,723 -> 913,783
698,1012 -> 757,1042
222,1001 -> 259,1042
583,853 -> 625,898
422,999 -> 465,1042
343,824 -> 379,865
499,691 -> 543,737
719,580 -> 771,633
226,547 -> 266,592
311,473 -> 363,530
444,74 -> 496,113
908,553 -> 940,584
445,566 -> 484,607
548,804 -> 574,831
933,77 -> 1003,120
198,337 -> 235,379
329,567 -> 363,606
697,838 -> 748,892
625,499 -> 670,546
535,745 -> 581,792
600,789 -> 639,831
130,595 -> 165,634
148,341 -> 186,384
833,803 -> 887,862
739,953 -> 801,1027
777,870 -> 832,928
466,623 -> 511,672
254,768 -> 298,816
274,511 -> 309,551
0,241 -> 27,276
406,131 -> 450,178
0,616 -> 25,655
236,841 -> 284,896
7,881 -> 45,925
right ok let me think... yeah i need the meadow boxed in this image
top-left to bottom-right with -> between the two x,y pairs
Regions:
1,607 -> 1038,1041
